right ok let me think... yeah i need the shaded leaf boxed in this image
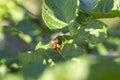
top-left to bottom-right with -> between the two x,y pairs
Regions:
22,62 -> 47,80
88,57 -> 120,80
18,51 -> 44,65
80,0 -> 120,18
77,19 -> 107,44
80,0 -> 99,13
62,44 -> 86,59
92,0 -> 120,19
46,49 -> 65,63
93,0 -> 114,13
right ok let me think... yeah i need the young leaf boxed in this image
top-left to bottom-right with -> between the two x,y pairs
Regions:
42,0 -> 80,30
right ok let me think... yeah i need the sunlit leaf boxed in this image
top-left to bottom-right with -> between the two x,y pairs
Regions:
39,57 -> 90,80
35,41 -> 50,50
2,73 -> 24,80
96,43 -> 108,56
0,0 -> 24,22
39,57 -> 120,80
42,0 -> 80,30
18,32 -> 32,43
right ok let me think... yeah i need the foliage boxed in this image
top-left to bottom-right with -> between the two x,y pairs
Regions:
0,0 -> 120,80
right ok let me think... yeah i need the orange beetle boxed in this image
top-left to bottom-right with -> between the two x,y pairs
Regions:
50,37 -> 62,52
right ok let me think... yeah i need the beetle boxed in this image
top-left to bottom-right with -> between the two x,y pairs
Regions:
50,36 -> 63,52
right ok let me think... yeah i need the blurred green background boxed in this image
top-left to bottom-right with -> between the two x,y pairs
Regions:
0,0 -> 120,80
0,0 -> 52,58
0,0 -> 119,58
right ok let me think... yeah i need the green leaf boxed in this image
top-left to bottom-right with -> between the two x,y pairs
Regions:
92,0 -> 120,18
39,57 -> 120,80
93,0 -> 114,13
96,43 -> 108,56
46,49 -> 65,63
91,11 -> 120,18
88,57 -> 120,80
18,51 -> 45,65
35,42 -> 65,63
80,0 -> 120,18
16,18 -> 41,44
62,44 -> 86,59
2,73 -> 24,80
42,0 -> 80,30
80,0 -> 99,13
76,10 -> 90,24
77,19 -> 107,44
39,57 -> 91,80
68,21 -> 81,36
80,0 -> 115,14
35,41 -> 50,50
22,62 -> 47,80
